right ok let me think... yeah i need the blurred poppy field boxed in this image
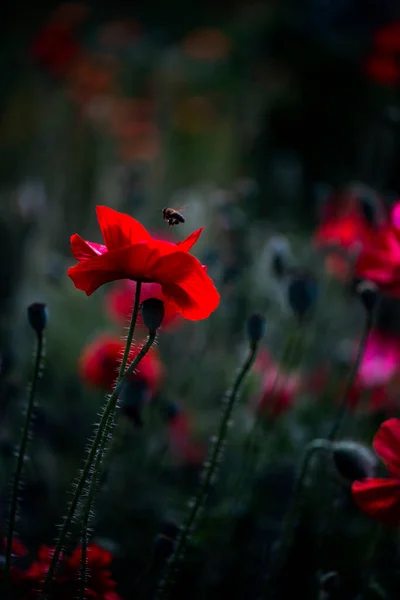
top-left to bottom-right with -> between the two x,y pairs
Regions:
4,1 -> 400,599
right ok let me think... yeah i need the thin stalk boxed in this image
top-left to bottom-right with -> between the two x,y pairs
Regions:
265,314 -> 373,593
158,341 -> 260,599
266,438 -> 332,587
327,315 -> 372,441
80,283 -> 142,598
41,331 -> 156,598
245,325 -> 302,473
4,332 -> 43,593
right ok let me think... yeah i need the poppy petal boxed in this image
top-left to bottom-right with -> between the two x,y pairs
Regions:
177,227 -> 204,252
151,252 -> 220,319
96,205 -> 151,250
373,418 -> 400,477
68,243 -> 159,295
352,477 -> 400,525
70,234 -> 107,260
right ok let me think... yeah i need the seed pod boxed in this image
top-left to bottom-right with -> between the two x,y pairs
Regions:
355,280 -> 379,317
141,298 -> 165,332
247,313 -> 265,346
333,441 -> 377,484
287,269 -> 318,322
27,303 -> 48,335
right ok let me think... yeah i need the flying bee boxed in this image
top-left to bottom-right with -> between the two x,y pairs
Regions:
162,207 -> 186,227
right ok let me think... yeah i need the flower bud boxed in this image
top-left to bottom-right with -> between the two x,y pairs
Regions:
247,313 -> 265,346
287,270 -> 318,321
27,303 -> 48,335
332,441 -> 377,485
355,280 -> 379,317
140,298 -> 165,332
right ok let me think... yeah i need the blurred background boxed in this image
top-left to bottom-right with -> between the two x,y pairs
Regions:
2,1 -> 400,598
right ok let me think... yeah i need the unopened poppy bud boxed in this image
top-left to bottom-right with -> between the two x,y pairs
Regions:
247,313 -> 265,346
27,303 -> 48,335
287,270 -> 318,321
355,280 -> 379,317
332,441 -> 377,485
141,298 -> 165,332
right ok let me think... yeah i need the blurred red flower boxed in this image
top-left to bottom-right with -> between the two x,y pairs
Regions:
352,418 -> 400,525
364,54 -> 400,86
373,21 -> 400,53
30,4 -> 88,78
314,188 -> 400,293
105,280 -> 181,330
252,349 -> 302,418
314,187 -> 387,279
354,202 -> 400,294
25,543 -> 121,599
79,333 -> 164,393
165,405 -> 206,466
68,206 -> 220,320
31,23 -> 82,77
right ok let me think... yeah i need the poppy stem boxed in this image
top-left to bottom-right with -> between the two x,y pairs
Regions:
79,282 -> 142,600
265,438 -> 332,590
244,324 -> 303,475
41,331 -> 156,598
327,314 -> 373,441
157,339 -> 260,600
4,330 -> 44,594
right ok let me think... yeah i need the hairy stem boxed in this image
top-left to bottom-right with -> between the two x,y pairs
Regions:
158,341 -> 260,599
79,283 -> 142,599
266,438 -> 332,589
4,332 -> 43,593
327,315 -> 372,441
41,331 -> 156,598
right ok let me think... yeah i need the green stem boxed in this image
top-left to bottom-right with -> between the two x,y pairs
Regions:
327,315 -> 372,441
79,283 -> 142,599
158,341 -> 260,599
41,331 -> 156,598
266,438 -> 332,586
245,325 -> 302,473
4,332 -> 43,594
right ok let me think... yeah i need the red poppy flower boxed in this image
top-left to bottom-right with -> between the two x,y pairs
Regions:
364,54 -> 400,86
373,21 -> 400,53
165,406 -> 206,465
31,23 -> 82,78
105,280 -> 181,330
353,203 -> 400,294
314,187 -> 387,279
252,349 -> 302,418
314,188 -> 400,293
68,206 -> 220,321
25,543 -> 121,600
79,333 -> 164,393
352,418 -> 400,525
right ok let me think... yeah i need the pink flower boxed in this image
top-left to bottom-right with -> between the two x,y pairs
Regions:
344,331 -> 400,413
